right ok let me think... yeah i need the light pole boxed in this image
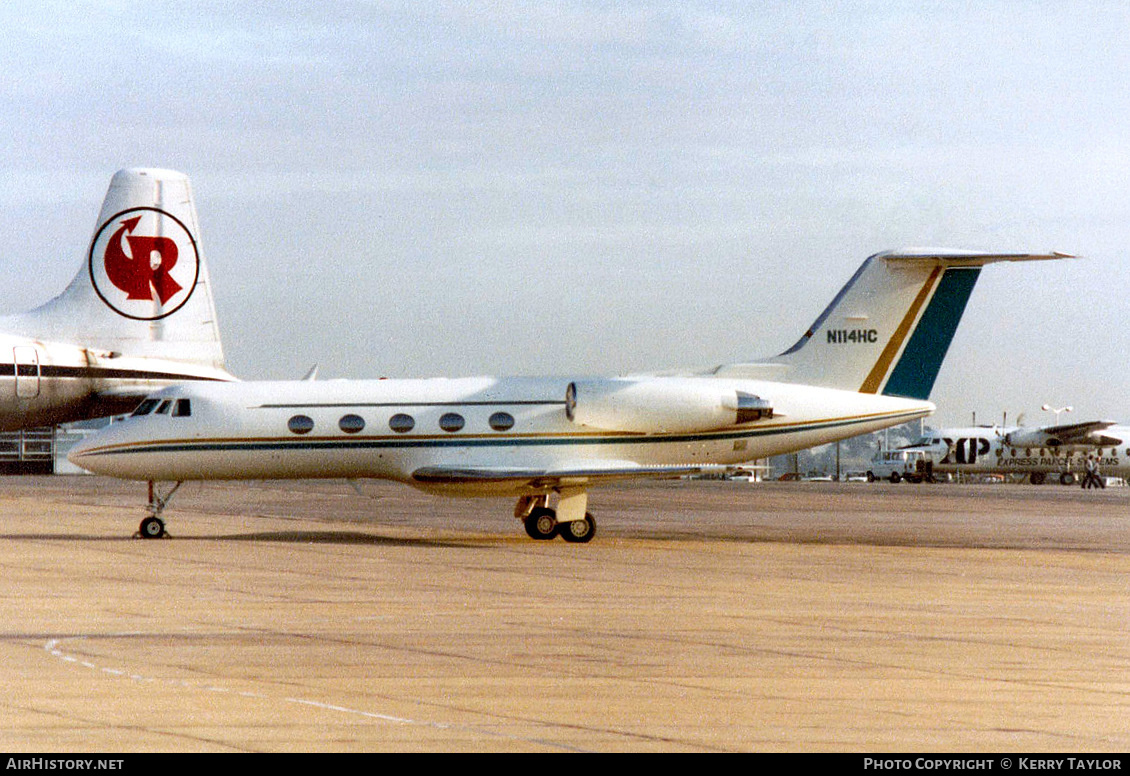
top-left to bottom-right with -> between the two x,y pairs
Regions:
1041,404 -> 1073,424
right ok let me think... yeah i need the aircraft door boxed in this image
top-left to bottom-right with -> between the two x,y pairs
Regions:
13,346 -> 41,399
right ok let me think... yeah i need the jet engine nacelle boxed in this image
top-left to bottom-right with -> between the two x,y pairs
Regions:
565,378 -> 772,434
1003,429 -> 1061,448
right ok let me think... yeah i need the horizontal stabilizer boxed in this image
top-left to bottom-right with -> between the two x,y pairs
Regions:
877,248 -> 1075,265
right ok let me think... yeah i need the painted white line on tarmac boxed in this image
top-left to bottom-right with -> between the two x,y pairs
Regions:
43,635 -> 587,752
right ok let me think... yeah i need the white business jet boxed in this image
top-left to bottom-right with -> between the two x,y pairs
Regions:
0,168 -> 234,430
905,420 -> 1130,484
69,248 -> 1066,541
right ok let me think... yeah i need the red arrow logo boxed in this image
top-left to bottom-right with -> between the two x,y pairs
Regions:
103,216 -> 183,304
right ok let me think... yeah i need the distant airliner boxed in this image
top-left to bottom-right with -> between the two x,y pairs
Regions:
0,168 -> 234,431
903,420 -> 1129,485
70,248 -> 1067,541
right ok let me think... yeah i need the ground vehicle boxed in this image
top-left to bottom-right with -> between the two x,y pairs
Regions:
866,448 -> 936,483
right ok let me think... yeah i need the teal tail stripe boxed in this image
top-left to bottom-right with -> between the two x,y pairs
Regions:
882,267 -> 981,400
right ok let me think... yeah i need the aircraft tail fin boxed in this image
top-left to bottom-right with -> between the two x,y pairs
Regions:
719,248 -> 1070,400
1,168 -> 227,372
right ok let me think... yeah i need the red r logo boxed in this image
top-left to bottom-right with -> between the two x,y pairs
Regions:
103,216 -> 183,303
88,207 -> 199,321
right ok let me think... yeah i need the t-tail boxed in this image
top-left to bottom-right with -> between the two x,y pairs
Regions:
0,168 -> 230,378
716,248 -> 1070,400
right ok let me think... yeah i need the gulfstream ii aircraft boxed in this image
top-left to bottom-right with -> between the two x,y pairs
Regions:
903,420 -> 1130,485
0,168 -> 234,430
70,248 -> 1066,541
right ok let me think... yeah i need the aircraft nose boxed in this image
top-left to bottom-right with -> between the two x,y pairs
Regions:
66,435 -> 99,472
66,427 -> 124,476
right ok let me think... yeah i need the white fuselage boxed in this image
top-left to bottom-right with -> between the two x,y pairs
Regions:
912,426 -> 1130,478
70,376 -> 934,496
0,332 -> 231,431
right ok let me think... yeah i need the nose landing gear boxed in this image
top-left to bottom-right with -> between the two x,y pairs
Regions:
136,481 -> 183,539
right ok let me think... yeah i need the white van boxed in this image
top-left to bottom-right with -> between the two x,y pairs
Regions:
866,448 -> 935,483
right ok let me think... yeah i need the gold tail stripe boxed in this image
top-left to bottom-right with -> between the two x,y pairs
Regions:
859,266 -> 942,394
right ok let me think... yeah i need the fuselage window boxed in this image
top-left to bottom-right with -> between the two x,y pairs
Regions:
339,414 -> 365,434
439,412 -> 465,432
173,399 -> 192,417
389,413 -> 415,433
288,414 -> 315,435
131,399 -> 160,417
155,400 -> 172,415
489,411 -> 515,431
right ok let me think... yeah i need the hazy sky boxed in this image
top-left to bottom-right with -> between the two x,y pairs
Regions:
1,1 -> 1128,428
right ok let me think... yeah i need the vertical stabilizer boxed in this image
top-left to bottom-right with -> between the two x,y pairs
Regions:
0,168 -> 226,370
725,249 -> 1068,400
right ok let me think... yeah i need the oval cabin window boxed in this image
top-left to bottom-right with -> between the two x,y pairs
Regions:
439,413 -> 465,432
388,413 -> 415,433
288,415 -> 315,435
339,414 -> 365,434
489,412 -> 515,431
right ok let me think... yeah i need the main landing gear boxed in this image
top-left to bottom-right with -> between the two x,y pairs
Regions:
136,480 -> 183,539
515,492 -> 597,543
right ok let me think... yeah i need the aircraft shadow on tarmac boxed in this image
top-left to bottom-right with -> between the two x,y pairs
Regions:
201,529 -> 476,548
0,530 -> 476,549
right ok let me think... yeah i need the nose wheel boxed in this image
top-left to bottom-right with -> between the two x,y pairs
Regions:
139,516 -> 166,539
136,481 -> 182,539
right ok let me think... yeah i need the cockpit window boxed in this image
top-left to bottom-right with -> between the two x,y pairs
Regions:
131,399 -> 161,417
173,399 -> 192,417
155,400 -> 172,415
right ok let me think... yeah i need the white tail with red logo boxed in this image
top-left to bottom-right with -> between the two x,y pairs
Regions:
4,168 -> 225,369
0,168 -> 234,431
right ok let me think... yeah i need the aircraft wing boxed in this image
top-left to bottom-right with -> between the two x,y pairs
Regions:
1043,420 -> 1122,446
411,462 -> 728,489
